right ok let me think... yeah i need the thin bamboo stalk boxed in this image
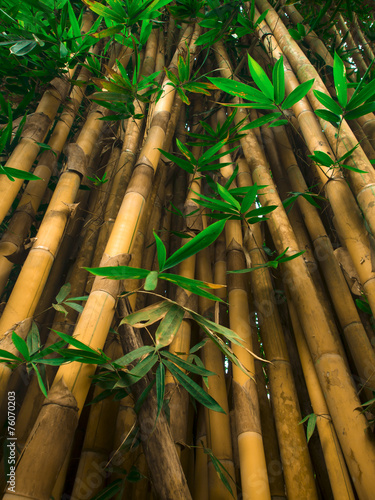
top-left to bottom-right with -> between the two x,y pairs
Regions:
216,141 -> 270,500
196,245 -> 237,499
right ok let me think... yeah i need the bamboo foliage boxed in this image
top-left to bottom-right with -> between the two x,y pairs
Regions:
1,1 -> 375,499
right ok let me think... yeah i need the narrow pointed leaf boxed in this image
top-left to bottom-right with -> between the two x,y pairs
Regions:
154,232 -> 166,271
12,332 -> 30,361
313,90 -> 342,115
155,304 -> 185,349
241,112 -> 282,131
208,77 -> 274,104
282,79 -> 315,109
161,351 -> 216,376
120,301 -> 173,328
248,55 -> 274,100
162,219 -> 226,271
333,52 -> 347,108
273,57 -> 285,105
156,363 -> 165,420
163,360 -> 225,413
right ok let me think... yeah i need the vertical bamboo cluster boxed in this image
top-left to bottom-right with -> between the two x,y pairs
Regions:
2,2 -> 375,499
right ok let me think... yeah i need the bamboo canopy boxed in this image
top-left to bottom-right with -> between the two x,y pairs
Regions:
0,1 -> 375,499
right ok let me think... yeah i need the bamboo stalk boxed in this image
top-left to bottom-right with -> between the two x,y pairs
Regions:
0,13 -> 94,226
255,0 -> 375,239
213,39 -> 375,500
285,293 -> 356,500
253,9 -> 375,320
237,158 -> 318,499
272,124 -> 375,395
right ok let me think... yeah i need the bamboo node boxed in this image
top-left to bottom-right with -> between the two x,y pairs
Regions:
63,143 -> 88,177
21,113 -> 52,142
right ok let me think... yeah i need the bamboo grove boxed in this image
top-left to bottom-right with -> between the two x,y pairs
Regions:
0,0 -> 374,498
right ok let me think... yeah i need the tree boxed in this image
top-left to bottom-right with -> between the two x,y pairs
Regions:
0,0 -> 374,498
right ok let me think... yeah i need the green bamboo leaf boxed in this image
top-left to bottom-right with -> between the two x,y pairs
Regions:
308,151 -> 335,167
337,144 -> 360,163
144,271 -> 159,291
0,349 -> 22,362
128,353 -> 158,379
31,363 -> 48,398
64,302 -> 84,314
162,219 -> 226,271
12,332 -> 30,361
217,183 -> 241,210
159,273 -> 225,302
248,55 -> 274,100
158,149 -> 195,173
355,298 -> 372,315
333,52 -> 347,108
314,109 -> 341,126
345,102 -> 375,120
27,322 -> 40,357
203,446 -> 235,497
156,362 -> 165,420
346,79 -> 375,111
340,164 -> 367,173
189,311 -> 243,346
154,231 -> 166,271
268,119 -> 289,127
111,346 -> 155,368
207,77 -> 274,104
134,379 -> 155,413
313,90 -> 342,115
85,265 -> 150,280
246,205 -> 278,217
155,304 -> 185,349
120,300 -> 173,328
189,338 -> 209,354
241,112 -> 282,131
52,304 -> 68,316
163,359 -> 225,413
273,57 -> 285,105
55,282 -> 71,304
240,184 -> 258,213
161,351 -> 216,376
0,166 -> 41,182
306,413 -> 317,443
53,330 -> 103,355
281,79 -> 314,109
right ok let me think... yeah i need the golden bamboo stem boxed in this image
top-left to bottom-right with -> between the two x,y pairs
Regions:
196,245 -> 237,499
272,124 -> 375,394
253,10 -> 375,319
0,14 -> 94,226
286,294 -> 355,500
237,158 -> 318,499
213,38 -> 375,500
255,0 -> 375,239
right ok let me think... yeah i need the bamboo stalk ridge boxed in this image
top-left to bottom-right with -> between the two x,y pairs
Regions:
213,39 -> 375,500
